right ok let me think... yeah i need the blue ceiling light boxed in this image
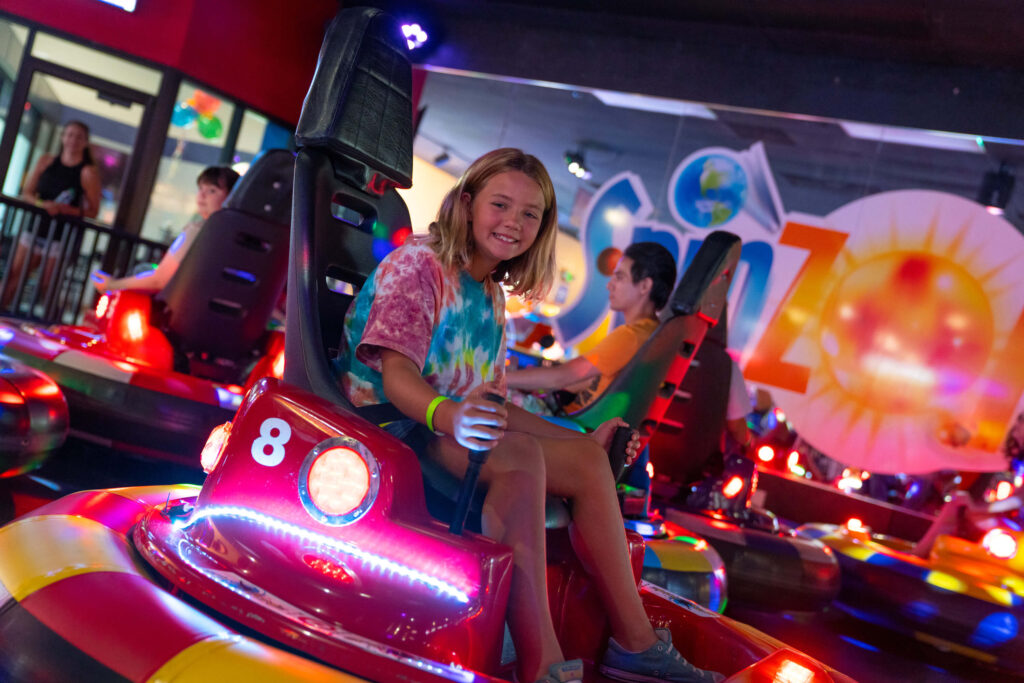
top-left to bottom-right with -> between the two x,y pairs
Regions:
401,23 -> 429,50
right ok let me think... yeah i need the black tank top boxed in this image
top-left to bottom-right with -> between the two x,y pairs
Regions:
36,156 -> 87,207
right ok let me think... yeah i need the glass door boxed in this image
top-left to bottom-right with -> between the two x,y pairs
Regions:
1,63 -> 151,227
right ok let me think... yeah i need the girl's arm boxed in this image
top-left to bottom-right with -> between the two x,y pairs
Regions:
507,402 -> 585,438
78,165 -> 102,219
505,356 -> 599,391
21,154 -> 53,202
379,348 -> 506,451
93,223 -> 200,293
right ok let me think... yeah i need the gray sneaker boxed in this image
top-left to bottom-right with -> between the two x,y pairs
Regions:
535,658 -> 584,683
600,628 -> 725,683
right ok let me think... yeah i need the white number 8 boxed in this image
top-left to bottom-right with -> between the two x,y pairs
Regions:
252,417 -> 291,466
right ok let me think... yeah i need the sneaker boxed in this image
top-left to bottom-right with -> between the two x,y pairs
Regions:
600,628 -> 725,683
535,658 -> 584,683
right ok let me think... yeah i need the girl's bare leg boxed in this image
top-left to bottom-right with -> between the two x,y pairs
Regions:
39,250 -> 61,305
538,434 -> 657,651
2,241 -> 39,308
428,432 -> 564,683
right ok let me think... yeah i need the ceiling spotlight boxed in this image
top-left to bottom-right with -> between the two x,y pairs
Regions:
564,150 -> 592,180
977,163 -> 1015,216
401,23 -> 429,50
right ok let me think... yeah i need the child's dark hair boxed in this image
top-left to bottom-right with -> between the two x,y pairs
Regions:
623,241 -> 677,311
197,166 -> 241,192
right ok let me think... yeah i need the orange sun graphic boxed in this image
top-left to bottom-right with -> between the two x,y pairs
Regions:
767,191 -> 1024,474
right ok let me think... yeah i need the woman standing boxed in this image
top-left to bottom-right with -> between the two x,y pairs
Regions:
4,120 -> 101,307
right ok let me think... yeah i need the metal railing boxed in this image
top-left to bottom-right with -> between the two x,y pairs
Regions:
0,195 -> 168,325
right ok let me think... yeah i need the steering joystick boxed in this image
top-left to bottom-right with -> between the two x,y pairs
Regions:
449,392 -> 505,535
608,425 -> 634,482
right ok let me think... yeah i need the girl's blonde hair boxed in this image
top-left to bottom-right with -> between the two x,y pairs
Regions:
426,148 -> 557,301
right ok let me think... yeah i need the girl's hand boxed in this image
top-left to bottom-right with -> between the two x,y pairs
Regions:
90,270 -> 110,293
40,200 -> 59,216
592,417 -> 642,465
450,381 -> 507,451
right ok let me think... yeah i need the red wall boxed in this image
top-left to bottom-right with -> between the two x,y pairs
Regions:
3,0 -> 338,124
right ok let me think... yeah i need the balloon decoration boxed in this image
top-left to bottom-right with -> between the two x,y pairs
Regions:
171,102 -> 198,128
197,114 -> 223,139
171,88 -> 224,139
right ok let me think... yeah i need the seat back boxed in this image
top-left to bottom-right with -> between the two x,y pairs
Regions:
568,231 -> 742,450
648,311 -> 732,486
284,7 -> 413,407
155,149 -> 294,361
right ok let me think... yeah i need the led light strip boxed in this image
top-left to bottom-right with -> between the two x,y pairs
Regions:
172,538 -> 475,683
176,505 -> 472,603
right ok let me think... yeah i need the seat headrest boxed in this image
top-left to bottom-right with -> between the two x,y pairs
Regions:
670,231 -> 742,321
294,7 -> 413,191
221,148 -> 295,225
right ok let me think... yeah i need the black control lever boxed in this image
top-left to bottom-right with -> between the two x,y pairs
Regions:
608,425 -> 634,483
449,392 -> 505,535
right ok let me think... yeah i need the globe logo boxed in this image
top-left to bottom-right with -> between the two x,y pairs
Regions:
672,154 -> 748,228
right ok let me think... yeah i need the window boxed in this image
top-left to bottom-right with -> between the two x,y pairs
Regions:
140,81 -> 236,242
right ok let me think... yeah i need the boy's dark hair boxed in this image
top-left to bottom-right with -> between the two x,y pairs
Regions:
623,241 -> 677,311
197,166 -> 241,192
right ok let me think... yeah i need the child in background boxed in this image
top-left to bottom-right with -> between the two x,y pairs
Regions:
337,148 -> 723,683
91,166 -> 239,294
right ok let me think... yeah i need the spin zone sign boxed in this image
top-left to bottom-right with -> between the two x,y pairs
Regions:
555,144 -> 1024,474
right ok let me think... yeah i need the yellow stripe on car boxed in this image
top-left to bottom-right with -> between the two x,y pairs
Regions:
0,515 -> 146,601
147,634 -> 370,683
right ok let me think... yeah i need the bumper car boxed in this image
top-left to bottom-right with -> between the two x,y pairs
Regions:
0,377 -> 853,682
0,352 -> 68,476
0,150 -> 293,463
0,10 -> 860,682
0,352 -> 68,522
622,489 -> 728,613
797,500 -> 1024,674
641,308 -> 840,612
661,454 -> 840,613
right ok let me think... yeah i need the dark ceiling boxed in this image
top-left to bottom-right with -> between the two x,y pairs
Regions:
374,0 -> 1024,139
367,0 -> 1024,230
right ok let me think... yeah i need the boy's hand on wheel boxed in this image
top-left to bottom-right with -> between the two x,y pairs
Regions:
592,418 -> 641,464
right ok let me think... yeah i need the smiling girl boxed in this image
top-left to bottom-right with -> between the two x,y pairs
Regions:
337,148 -> 721,683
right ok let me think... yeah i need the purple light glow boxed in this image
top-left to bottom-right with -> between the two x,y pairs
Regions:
401,23 -> 428,50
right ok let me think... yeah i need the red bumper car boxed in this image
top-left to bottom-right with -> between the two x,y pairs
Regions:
0,350 -> 67,476
0,8 -> 856,681
0,149 -> 293,463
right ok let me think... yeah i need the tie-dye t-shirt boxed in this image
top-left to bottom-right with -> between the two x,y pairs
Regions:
339,240 -> 507,407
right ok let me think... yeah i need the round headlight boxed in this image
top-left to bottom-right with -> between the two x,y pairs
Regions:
299,436 -> 379,525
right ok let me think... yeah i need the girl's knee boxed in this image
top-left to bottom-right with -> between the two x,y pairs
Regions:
572,440 -> 616,489
492,432 -> 546,474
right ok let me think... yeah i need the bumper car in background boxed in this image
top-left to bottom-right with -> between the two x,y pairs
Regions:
620,486 -> 728,613
798,498 -> 1024,674
528,230 -> 742,611
0,150 -> 293,463
641,307 -> 840,612
0,352 -> 68,522
662,453 -> 841,613
0,352 -> 68,475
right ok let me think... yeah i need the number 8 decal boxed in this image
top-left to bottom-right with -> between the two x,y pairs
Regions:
252,417 -> 291,466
